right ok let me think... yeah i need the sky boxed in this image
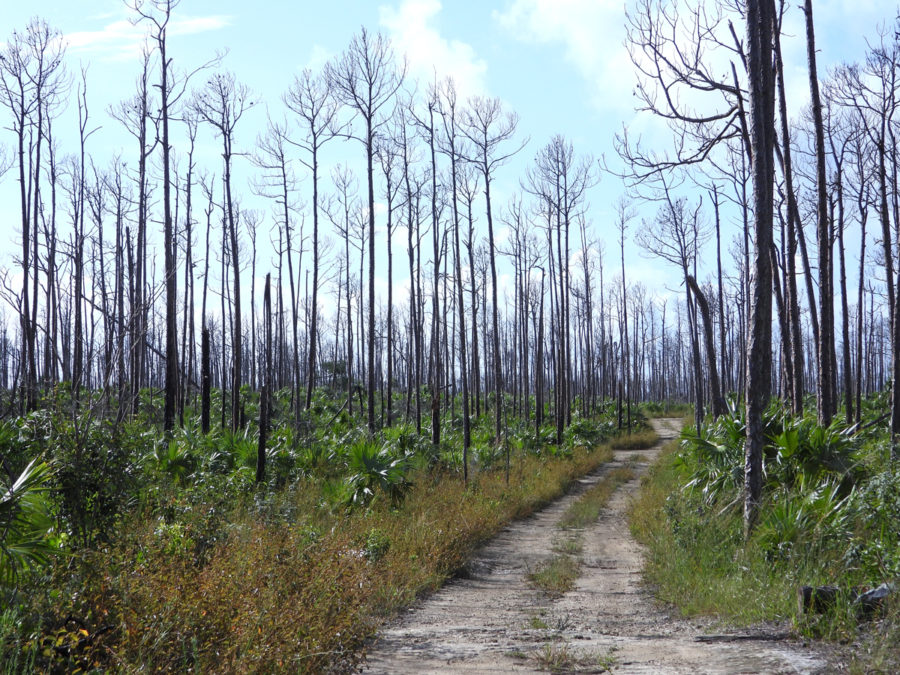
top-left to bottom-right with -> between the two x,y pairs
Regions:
0,0 -> 896,317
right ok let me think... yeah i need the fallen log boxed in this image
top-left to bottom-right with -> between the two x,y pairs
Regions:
695,632 -> 790,643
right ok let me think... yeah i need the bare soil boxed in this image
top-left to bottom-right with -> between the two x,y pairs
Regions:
362,418 -> 829,673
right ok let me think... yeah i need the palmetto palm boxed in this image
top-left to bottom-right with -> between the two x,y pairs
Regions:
0,458 -> 55,586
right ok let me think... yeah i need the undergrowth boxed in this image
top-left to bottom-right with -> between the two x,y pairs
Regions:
609,430 -> 659,450
640,400 -> 694,419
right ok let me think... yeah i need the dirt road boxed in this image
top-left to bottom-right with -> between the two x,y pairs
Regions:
362,418 -> 827,673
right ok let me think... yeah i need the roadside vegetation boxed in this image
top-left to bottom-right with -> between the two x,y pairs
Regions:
0,388 -> 655,673
631,397 -> 900,672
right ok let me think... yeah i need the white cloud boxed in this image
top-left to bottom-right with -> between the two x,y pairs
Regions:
88,10 -> 121,21
170,15 -> 231,36
306,44 -> 331,72
494,0 -> 632,112
65,13 -> 230,61
65,19 -> 145,59
379,0 -> 488,98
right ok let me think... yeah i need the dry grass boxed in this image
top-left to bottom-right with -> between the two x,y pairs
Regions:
48,442 -> 616,673
609,429 -> 660,450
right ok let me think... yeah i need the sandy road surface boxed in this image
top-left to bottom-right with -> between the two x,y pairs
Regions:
362,419 -> 827,674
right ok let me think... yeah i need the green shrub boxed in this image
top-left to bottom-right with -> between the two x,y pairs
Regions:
52,420 -> 144,547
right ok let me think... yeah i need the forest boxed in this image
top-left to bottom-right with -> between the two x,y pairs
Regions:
2,0 -> 900,672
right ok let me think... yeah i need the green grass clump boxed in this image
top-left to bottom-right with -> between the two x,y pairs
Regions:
552,536 -> 583,555
559,466 -> 635,530
528,613 -> 550,629
527,554 -> 581,597
532,642 -> 617,673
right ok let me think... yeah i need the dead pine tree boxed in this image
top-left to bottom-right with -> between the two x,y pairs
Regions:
326,164 -> 360,420
253,119 -> 302,416
375,124 -> 403,429
326,28 -> 406,435
109,46 -> 156,418
802,0 -> 835,426
636,192 -> 712,429
462,96 -> 526,454
283,68 -> 344,413
459,163 -> 482,420
192,70 -> 255,432
743,0 -> 778,536
397,111 -> 427,433
409,84 -> 444,450
129,0 -> 180,431
199,174 -> 216,434
0,18 -> 67,411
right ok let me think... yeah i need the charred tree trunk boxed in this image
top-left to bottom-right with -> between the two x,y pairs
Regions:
744,0 -> 777,538
686,275 -> 726,418
257,274 -> 272,484
803,0 -> 834,426
773,18 -> 806,414
201,325 -> 211,434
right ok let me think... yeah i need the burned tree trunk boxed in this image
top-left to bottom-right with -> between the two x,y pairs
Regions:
686,275 -> 726,418
257,274 -> 272,484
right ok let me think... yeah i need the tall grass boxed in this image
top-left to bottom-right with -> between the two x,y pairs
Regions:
630,441 -> 798,621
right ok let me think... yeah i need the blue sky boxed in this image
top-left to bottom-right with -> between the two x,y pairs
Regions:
0,0 -> 896,311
